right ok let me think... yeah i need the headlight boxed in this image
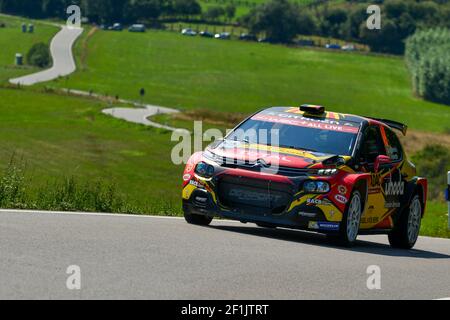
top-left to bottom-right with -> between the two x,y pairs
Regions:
318,169 -> 337,176
195,162 -> 215,178
303,180 -> 330,193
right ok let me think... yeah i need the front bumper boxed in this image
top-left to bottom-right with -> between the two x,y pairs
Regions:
182,175 -> 343,233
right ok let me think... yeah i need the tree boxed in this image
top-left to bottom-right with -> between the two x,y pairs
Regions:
224,4 -> 236,22
172,0 -> 201,19
27,43 -> 51,68
320,7 -> 348,38
124,0 -> 162,22
42,0 -> 70,18
241,0 -> 303,43
204,6 -> 224,22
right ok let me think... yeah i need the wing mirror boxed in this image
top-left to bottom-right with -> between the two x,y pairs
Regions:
374,155 -> 391,172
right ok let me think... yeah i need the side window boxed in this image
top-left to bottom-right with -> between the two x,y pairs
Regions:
384,128 -> 403,161
360,126 -> 386,163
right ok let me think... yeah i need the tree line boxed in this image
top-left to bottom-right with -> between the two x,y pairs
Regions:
240,0 -> 450,54
1,0 -> 450,55
405,28 -> 450,105
0,0 -> 204,23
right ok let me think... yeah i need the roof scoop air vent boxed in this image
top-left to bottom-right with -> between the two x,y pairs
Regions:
300,104 -> 325,115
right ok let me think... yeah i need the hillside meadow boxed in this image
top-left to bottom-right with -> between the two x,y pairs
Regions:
50,28 -> 450,133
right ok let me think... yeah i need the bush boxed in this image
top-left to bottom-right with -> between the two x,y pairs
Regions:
411,144 -> 450,201
26,42 -> 51,68
405,28 -> 450,105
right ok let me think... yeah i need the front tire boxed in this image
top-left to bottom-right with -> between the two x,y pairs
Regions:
329,190 -> 363,247
388,194 -> 422,249
184,211 -> 213,226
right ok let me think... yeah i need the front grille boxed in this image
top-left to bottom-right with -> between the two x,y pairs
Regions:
221,162 -> 314,177
217,175 -> 293,214
205,153 -> 315,177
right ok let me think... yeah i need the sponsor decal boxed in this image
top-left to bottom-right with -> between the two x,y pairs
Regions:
251,114 -> 359,134
307,198 -> 332,206
183,174 -> 191,181
318,222 -> 340,231
299,211 -> 316,218
338,185 -> 347,195
186,163 -> 194,172
189,180 -> 204,188
384,179 -> 404,196
370,173 -> 381,187
334,194 -> 348,204
308,221 -> 339,231
328,210 -> 337,218
308,221 -> 319,230
384,201 -> 401,208
368,187 -> 380,194
361,217 -> 379,224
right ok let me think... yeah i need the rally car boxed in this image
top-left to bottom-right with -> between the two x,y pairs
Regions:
182,105 -> 427,248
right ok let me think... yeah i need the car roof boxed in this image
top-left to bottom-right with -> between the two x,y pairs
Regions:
259,106 -> 368,125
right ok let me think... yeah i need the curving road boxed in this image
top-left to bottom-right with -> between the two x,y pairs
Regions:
0,209 -> 449,300
8,24 -> 180,130
10,26 -> 83,86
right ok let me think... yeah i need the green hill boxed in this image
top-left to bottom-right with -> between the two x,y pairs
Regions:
54,29 -> 450,133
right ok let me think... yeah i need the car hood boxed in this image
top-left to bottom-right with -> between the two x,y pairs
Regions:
206,140 -> 346,169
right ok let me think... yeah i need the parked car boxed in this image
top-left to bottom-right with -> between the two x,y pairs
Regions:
258,37 -> 277,43
181,28 -> 197,36
199,31 -> 214,38
326,43 -> 341,50
214,32 -> 230,40
239,33 -> 257,41
182,104 -> 427,249
342,44 -> 356,51
297,39 -> 315,47
110,23 -> 123,31
128,24 -> 146,32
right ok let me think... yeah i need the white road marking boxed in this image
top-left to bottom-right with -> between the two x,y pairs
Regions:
0,208 -> 239,223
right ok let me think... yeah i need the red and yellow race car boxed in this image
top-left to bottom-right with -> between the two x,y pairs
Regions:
182,105 -> 427,248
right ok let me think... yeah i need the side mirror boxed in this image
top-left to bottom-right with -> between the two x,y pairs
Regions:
374,155 -> 391,172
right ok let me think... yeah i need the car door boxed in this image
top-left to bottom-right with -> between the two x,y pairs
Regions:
358,125 -> 391,229
380,127 -> 407,217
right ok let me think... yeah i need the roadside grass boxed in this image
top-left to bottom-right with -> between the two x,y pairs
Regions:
0,14 -> 58,82
422,202 -> 450,239
0,87 -> 184,215
50,29 -> 450,133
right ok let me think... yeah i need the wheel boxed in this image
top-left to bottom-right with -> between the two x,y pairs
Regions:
184,211 -> 213,226
328,190 -> 362,247
388,194 -> 422,249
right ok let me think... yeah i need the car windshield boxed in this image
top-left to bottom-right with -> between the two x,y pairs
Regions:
226,113 -> 360,156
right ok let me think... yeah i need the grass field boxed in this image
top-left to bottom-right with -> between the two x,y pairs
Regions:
0,14 -> 58,82
52,29 -> 450,133
0,87 -> 182,213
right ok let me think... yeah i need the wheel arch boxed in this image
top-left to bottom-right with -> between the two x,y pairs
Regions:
415,178 -> 427,216
404,177 -> 427,217
353,178 -> 368,211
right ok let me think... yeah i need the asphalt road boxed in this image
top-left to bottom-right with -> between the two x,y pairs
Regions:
9,26 -> 83,86
0,209 -> 449,300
